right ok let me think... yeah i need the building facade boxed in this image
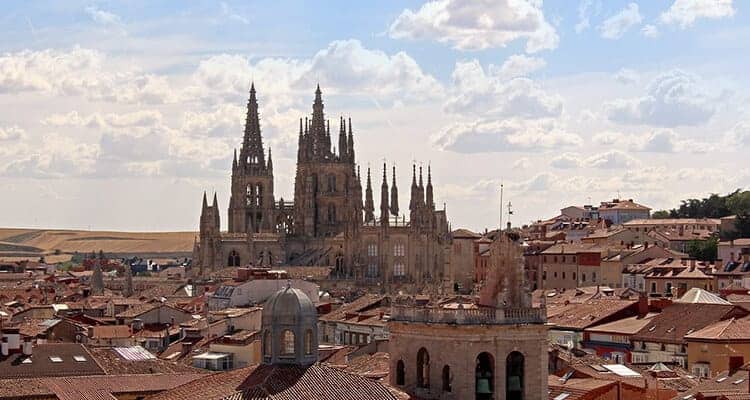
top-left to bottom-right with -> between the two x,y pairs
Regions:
388,234 -> 548,400
193,85 -> 450,287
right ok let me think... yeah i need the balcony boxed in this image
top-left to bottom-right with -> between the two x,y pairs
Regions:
389,305 -> 546,325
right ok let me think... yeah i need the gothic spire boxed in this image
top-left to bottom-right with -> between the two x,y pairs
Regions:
390,165 -> 399,217
338,116 -> 348,161
202,191 -> 208,211
426,164 -> 434,209
364,167 -> 375,223
380,163 -> 389,224
409,164 -> 418,211
418,166 -> 425,205
232,148 -> 237,169
212,192 -> 218,208
347,117 -> 355,164
241,82 -> 265,168
267,148 -> 273,173
310,85 -> 326,159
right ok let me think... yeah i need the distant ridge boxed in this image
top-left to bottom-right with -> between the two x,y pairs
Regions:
0,228 -> 197,262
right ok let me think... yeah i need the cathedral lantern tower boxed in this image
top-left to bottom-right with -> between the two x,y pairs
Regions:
228,83 -> 276,234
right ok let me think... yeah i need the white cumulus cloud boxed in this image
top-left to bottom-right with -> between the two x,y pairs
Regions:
660,0 -> 735,28
604,69 -> 715,127
598,3 -> 643,40
388,0 -> 558,53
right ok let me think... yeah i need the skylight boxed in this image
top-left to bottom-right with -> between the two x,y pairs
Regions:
716,376 -> 728,382
553,394 -> 570,400
21,357 -> 32,364
733,379 -> 745,385
73,356 -> 87,362
49,356 -> 63,363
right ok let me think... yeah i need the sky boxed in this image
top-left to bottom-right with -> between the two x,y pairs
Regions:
1,0 -> 749,232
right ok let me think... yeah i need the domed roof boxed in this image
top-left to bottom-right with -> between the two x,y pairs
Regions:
262,285 -> 316,321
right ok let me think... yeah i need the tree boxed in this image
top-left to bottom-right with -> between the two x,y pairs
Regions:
735,213 -> 750,238
652,210 -> 670,219
686,237 -> 718,261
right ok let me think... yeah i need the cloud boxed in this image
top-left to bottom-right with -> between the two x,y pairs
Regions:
220,2 -> 249,24
388,0 -> 558,53
0,47 -> 174,103
42,110 -> 163,129
446,59 -> 562,118
550,153 -> 581,169
641,24 -> 660,38
575,0 -> 601,33
598,3 -> 643,40
491,54 -> 546,79
1,133 -> 99,179
585,150 -> 640,169
513,157 -> 531,169
181,104 -> 244,138
0,125 -> 24,141
614,68 -> 639,85
604,69 -> 715,127
725,120 -> 750,146
298,40 -> 443,100
593,128 -> 713,153
550,150 -> 639,169
660,0 -> 735,28
85,5 -> 122,26
433,118 -> 582,153
187,40 -> 441,105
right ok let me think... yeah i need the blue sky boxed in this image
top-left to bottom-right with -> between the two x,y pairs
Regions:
0,0 -> 748,231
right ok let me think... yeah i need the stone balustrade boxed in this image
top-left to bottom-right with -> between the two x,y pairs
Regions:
389,305 -> 546,325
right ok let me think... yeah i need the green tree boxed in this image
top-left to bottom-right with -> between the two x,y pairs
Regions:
652,210 -> 670,219
686,237 -> 718,261
727,191 -> 750,215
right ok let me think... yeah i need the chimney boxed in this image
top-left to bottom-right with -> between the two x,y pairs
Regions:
22,337 -> 32,356
1,337 -> 8,356
637,292 -> 649,317
690,258 -> 696,270
88,326 -> 95,339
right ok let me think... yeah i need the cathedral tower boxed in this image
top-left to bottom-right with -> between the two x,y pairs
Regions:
292,85 -> 361,238
228,83 -> 276,234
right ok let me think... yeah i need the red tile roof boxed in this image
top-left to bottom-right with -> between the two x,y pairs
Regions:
147,362 -> 408,400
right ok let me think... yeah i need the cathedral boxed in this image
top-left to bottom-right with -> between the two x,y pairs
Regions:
193,84 -> 451,286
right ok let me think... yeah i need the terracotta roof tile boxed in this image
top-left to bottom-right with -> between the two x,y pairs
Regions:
148,363 -> 408,400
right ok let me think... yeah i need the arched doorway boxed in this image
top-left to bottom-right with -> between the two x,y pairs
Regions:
396,360 -> 405,385
506,351 -> 524,400
475,352 -> 494,400
442,365 -> 451,392
417,348 -> 430,388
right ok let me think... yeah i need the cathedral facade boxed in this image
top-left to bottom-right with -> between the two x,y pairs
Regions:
193,84 -> 450,286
